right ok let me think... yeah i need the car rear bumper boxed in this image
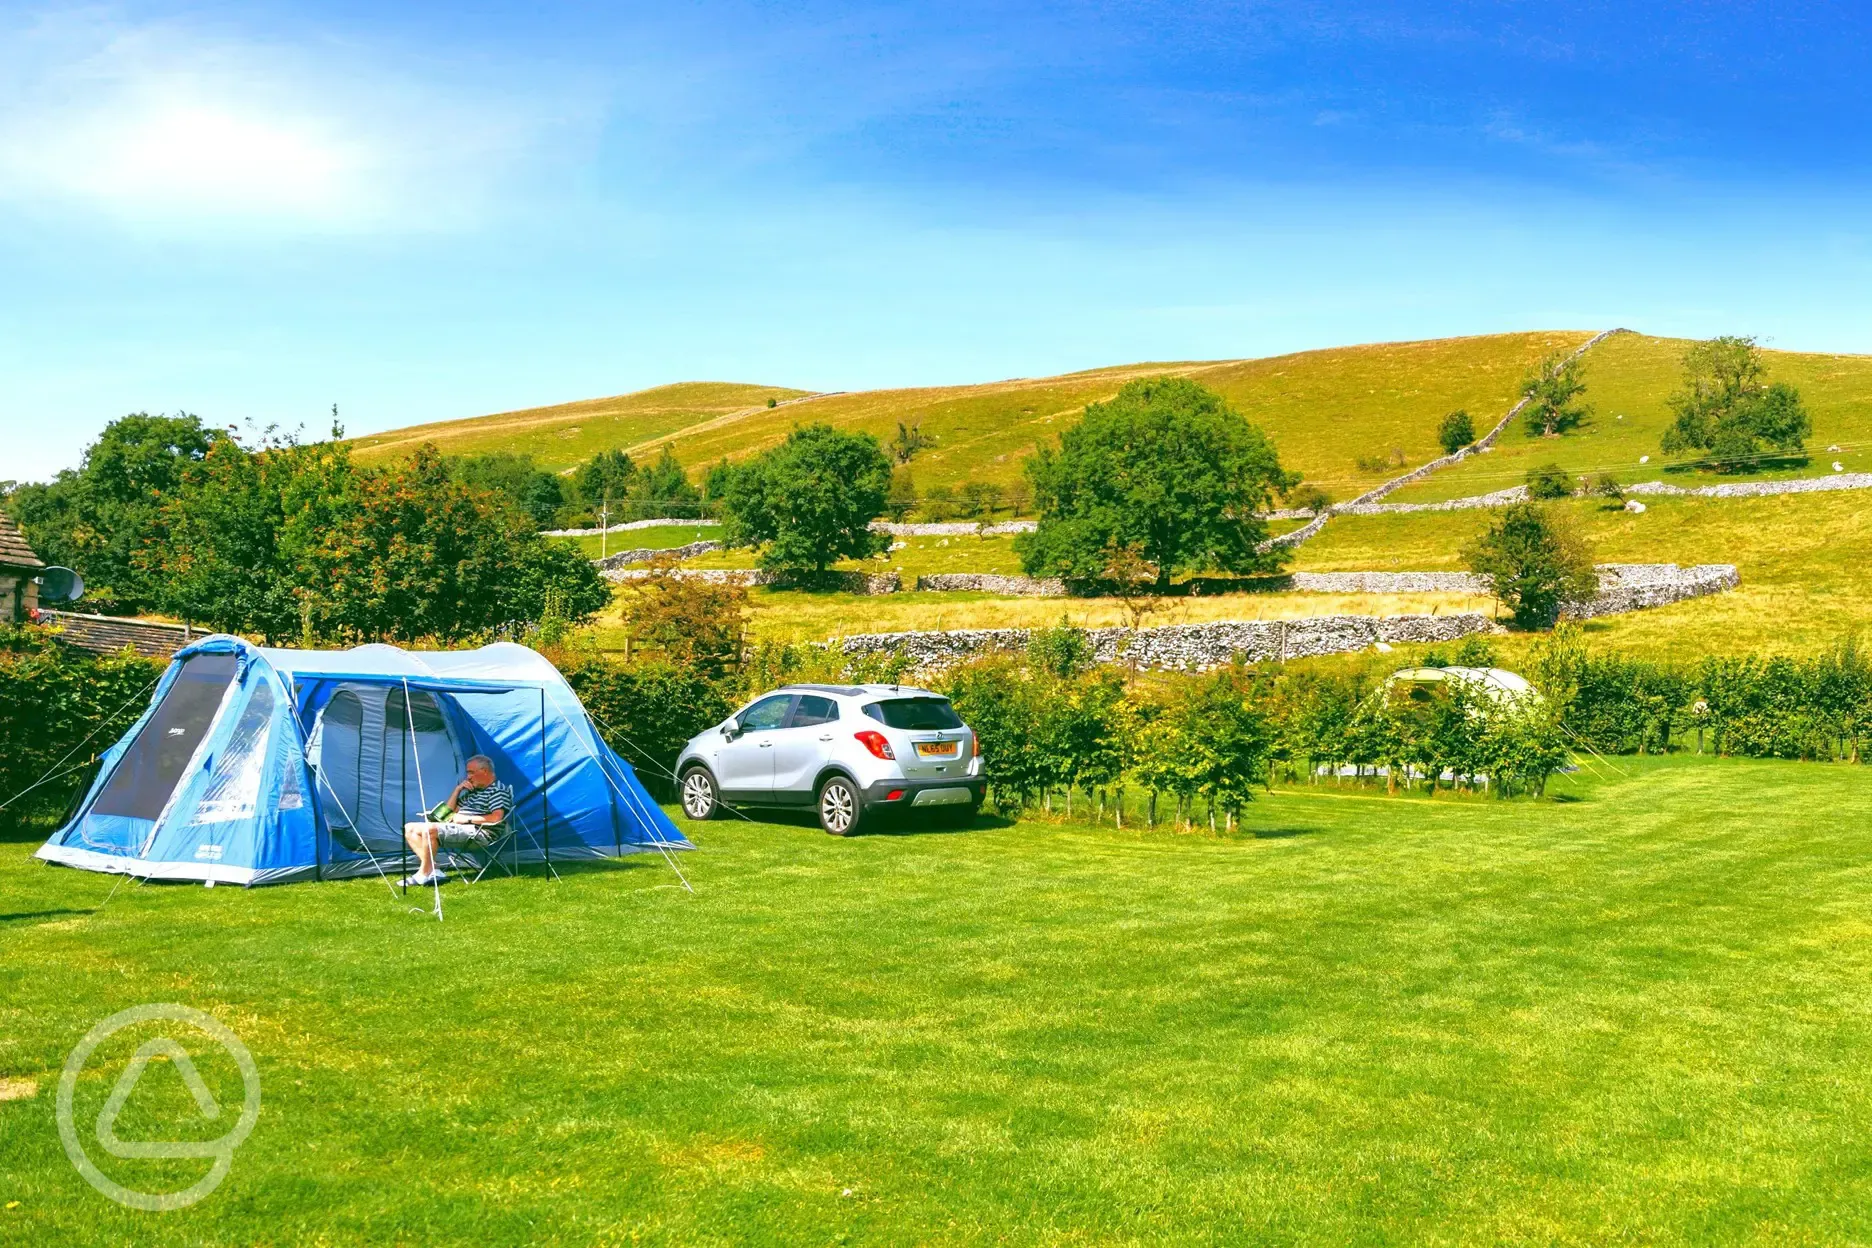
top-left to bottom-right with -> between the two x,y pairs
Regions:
863,777 -> 985,807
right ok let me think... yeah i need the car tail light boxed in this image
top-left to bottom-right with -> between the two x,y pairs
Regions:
971,734 -> 981,758
855,730 -> 896,760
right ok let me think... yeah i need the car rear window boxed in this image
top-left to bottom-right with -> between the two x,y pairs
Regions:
863,698 -> 963,730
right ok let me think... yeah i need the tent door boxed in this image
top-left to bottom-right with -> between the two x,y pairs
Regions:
89,652 -> 239,820
382,688 -> 463,832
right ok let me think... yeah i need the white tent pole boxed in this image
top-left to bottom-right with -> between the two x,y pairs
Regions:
402,677 -> 442,921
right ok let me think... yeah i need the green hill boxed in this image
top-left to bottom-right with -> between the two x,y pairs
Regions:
349,381 -> 810,470
350,332 -> 1872,504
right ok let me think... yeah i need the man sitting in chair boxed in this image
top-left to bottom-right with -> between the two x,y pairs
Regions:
400,755 -> 513,887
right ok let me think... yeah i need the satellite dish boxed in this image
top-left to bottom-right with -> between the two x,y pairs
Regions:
35,566 -> 84,603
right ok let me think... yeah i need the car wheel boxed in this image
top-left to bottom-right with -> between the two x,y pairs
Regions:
817,776 -> 864,836
679,767 -> 720,820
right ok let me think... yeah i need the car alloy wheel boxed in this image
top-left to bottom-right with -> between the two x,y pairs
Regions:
680,769 -> 718,820
818,777 -> 860,836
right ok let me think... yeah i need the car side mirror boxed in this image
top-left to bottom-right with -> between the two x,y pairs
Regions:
722,722 -> 741,742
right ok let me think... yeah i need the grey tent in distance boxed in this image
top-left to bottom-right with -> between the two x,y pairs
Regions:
35,567 -> 84,603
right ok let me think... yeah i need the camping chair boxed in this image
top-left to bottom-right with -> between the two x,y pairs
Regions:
442,808 -> 560,884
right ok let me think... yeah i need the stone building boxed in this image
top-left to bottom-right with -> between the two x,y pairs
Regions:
0,510 -> 43,623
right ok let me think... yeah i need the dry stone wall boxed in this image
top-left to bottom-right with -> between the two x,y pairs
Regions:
594,540 -> 723,570
1567,563 -> 1738,620
837,613 -> 1495,670
915,573 -> 1066,595
602,567 -> 901,595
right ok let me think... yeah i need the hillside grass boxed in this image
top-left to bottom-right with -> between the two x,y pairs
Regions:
1386,332 -> 1872,503
1293,488 -> 1872,658
349,382 -> 808,471
9,756 -> 1872,1244
353,333 -> 1596,494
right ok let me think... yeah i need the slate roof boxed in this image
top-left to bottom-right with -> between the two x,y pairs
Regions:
0,510 -> 44,570
35,610 -> 194,658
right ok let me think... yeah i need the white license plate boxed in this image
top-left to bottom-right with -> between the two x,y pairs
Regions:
914,741 -> 959,758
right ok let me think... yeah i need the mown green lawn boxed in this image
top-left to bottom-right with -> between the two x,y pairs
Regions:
6,756 -> 1872,1245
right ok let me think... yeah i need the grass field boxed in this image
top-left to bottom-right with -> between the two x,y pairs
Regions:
348,383 -> 808,471
7,755 -> 1872,1244
1291,487 -> 1872,658
1383,333 -> 1872,504
563,524 -> 725,560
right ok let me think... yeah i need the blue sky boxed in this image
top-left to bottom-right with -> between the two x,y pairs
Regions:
4,1 -> 1870,480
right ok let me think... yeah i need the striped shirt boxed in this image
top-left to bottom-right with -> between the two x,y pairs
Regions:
455,781 -> 514,826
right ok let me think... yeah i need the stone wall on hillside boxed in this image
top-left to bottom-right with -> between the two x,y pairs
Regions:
545,517 -> 712,537
836,613 -> 1495,670
602,567 -> 902,595
1290,570 -> 1491,594
594,540 -> 723,570
915,573 -> 1066,595
1567,563 -> 1739,620
872,520 -> 1037,536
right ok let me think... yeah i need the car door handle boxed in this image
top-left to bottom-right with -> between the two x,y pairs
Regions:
757,740 -> 773,748
817,734 -> 834,741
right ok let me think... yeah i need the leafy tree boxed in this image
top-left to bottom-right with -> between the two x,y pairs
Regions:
1464,502 -> 1599,630
143,441 -> 605,644
1437,409 -> 1475,455
1283,483 -> 1332,513
957,481 -> 1001,518
885,469 -> 918,522
1525,463 -> 1573,500
571,450 -> 635,513
921,484 -> 957,521
1659,336 -> 1810,468
630,446 -> 701,519
890,421 -> 931,464
1004,478 -> 1033,516
562,656 -> 735,797
1016,377 -> 1294,592
1520,352 -> 1591,437
702,458 -> 735,508
719,424 -> 892,577
5,412 -> 224,613
453,452 -> 564,527
1592,472 -> 1625,507
618,557 -> 749,677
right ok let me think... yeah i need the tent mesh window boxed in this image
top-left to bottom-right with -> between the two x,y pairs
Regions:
90,652 -> 238,820
191,682 -> 275,825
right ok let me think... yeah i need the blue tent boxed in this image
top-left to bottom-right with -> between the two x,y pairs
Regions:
36,635 -> 688,886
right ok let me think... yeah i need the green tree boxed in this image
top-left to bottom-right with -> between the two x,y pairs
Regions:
1004,478 -> 1033,517
922,483 -> 957,521
1437,409 -> 1475,455
1660,336 -> 1810,468
571,450 -> 635,514
1464,502 -> 1600,630
885,468 -> 918,522
1525,463 -> 1573,500
719,424 -> 892,578
630,446 -> 701,519
5,412 -> 224,613
453,452 -> 564,527
1015,377 -> 1294,592
144,441 -> 605,644
1520,352 -> 1591,437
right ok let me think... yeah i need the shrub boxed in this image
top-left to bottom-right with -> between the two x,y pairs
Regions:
1525,464 -> 1574,500
1438,410 -> 1475,455
1464,503 -> 1599,630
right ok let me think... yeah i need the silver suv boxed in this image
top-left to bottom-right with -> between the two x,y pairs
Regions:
674,684 -> 985,835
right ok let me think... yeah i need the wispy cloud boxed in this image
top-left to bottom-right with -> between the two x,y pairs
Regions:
0,7 -> 600,232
